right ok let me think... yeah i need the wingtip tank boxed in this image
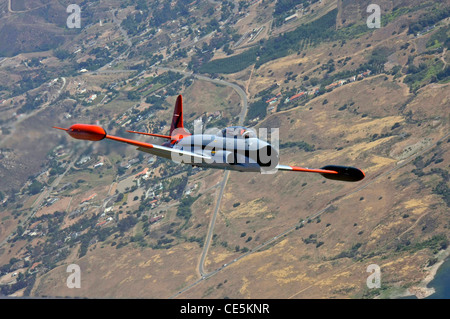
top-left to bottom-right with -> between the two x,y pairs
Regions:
54,124 -> 107,141
320,165 -> 365,182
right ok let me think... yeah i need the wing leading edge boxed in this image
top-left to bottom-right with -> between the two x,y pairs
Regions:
105,134 -> 210,161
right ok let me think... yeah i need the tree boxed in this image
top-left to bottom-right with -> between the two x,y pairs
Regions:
54,49 -> 72,60
127,91 -> 140,101
115,193 -> 124,203
27,180 -> 44,195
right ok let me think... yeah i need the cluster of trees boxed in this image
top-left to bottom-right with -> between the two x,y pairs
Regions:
16,92 -> 44,114
26,180 -> 44,195
117,216 -> 139,234
436,66 -> 450,82
13,71 -> 50,99
407,6 -> 450,35
433,176 -> 450,207
189,28 -> 241,72
199,8 -> 338,74
411,150 -> 448,206
53,49 -> 73,60
403,58 -> 445,92
273,0 -> 318,27
156,70 -> 184,86
279,141 -> 315,152
274,0 -> 314,16
176,195 -> 198,221
365,46 -> 393,73
198,47 -> 258,74
78,47 -> 113,72
396,234 -> 448,254
149,0 -> 190,28
0,272 -> 35,297
166,176 -> 189,200
121,10 -> 147,36
426,25 -> 450,50
245,99 -> 267,124
332,243 -> 363,260
316,46 -> 390,90
126,70 -> 184,103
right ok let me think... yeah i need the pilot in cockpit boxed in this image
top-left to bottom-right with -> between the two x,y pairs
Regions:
220,126 -> 256,139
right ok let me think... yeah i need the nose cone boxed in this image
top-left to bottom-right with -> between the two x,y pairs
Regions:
67,124 -> 107,141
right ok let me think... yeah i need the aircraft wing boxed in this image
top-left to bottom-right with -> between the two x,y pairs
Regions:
106,135 -> 210,162
53,124 -> 210,162
276,164 -> 365,182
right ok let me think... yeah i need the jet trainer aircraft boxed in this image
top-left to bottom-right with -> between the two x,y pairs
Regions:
53,95 -> 365,182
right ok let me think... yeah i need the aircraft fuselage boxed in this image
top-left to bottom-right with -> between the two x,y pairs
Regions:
172,134 -> 279,172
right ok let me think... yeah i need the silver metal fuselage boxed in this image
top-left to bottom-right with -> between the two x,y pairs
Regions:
172,134 -> 279,172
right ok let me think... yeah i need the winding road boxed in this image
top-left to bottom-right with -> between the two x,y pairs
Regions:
151,65 -> 249,278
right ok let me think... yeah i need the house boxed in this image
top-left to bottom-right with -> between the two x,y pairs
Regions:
87,94 -> 97,103
81,193 -> 97,203
96,221 -> 107,227
266,97 -> 277,104
285,13 -> 298,22
289,92 -> 305,101
104,207 -> 113,213
29,221 -> 41,230
149,215 -> 164,224
135,167 -> 149,178
308,87 -> 319,95
325,82 -> 339,90
29,262 -> 42,273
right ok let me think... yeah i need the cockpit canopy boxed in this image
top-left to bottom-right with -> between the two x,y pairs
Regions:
219,126 -> 257,139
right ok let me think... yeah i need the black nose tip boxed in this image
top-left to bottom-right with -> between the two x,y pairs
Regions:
320,165 -> 365,182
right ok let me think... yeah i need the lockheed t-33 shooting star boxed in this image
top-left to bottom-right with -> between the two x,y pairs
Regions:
53,95 -> 365,182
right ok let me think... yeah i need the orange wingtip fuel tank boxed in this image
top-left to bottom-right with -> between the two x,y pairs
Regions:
53,124 -> 106,141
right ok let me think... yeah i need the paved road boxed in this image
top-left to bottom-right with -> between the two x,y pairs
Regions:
152,66 -> 249,277
153,67 -> 249,125
198,171 -> 230,276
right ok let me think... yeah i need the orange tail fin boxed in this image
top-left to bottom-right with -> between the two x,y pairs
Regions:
170,95 -> 189,138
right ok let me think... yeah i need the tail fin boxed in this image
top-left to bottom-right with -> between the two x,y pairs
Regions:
170,95 -> 189,137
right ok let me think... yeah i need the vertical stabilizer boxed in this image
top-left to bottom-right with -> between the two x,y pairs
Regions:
170,95 -> 190,138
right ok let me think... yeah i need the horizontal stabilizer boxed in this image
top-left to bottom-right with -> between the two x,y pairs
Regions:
126,130 -> 173,140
